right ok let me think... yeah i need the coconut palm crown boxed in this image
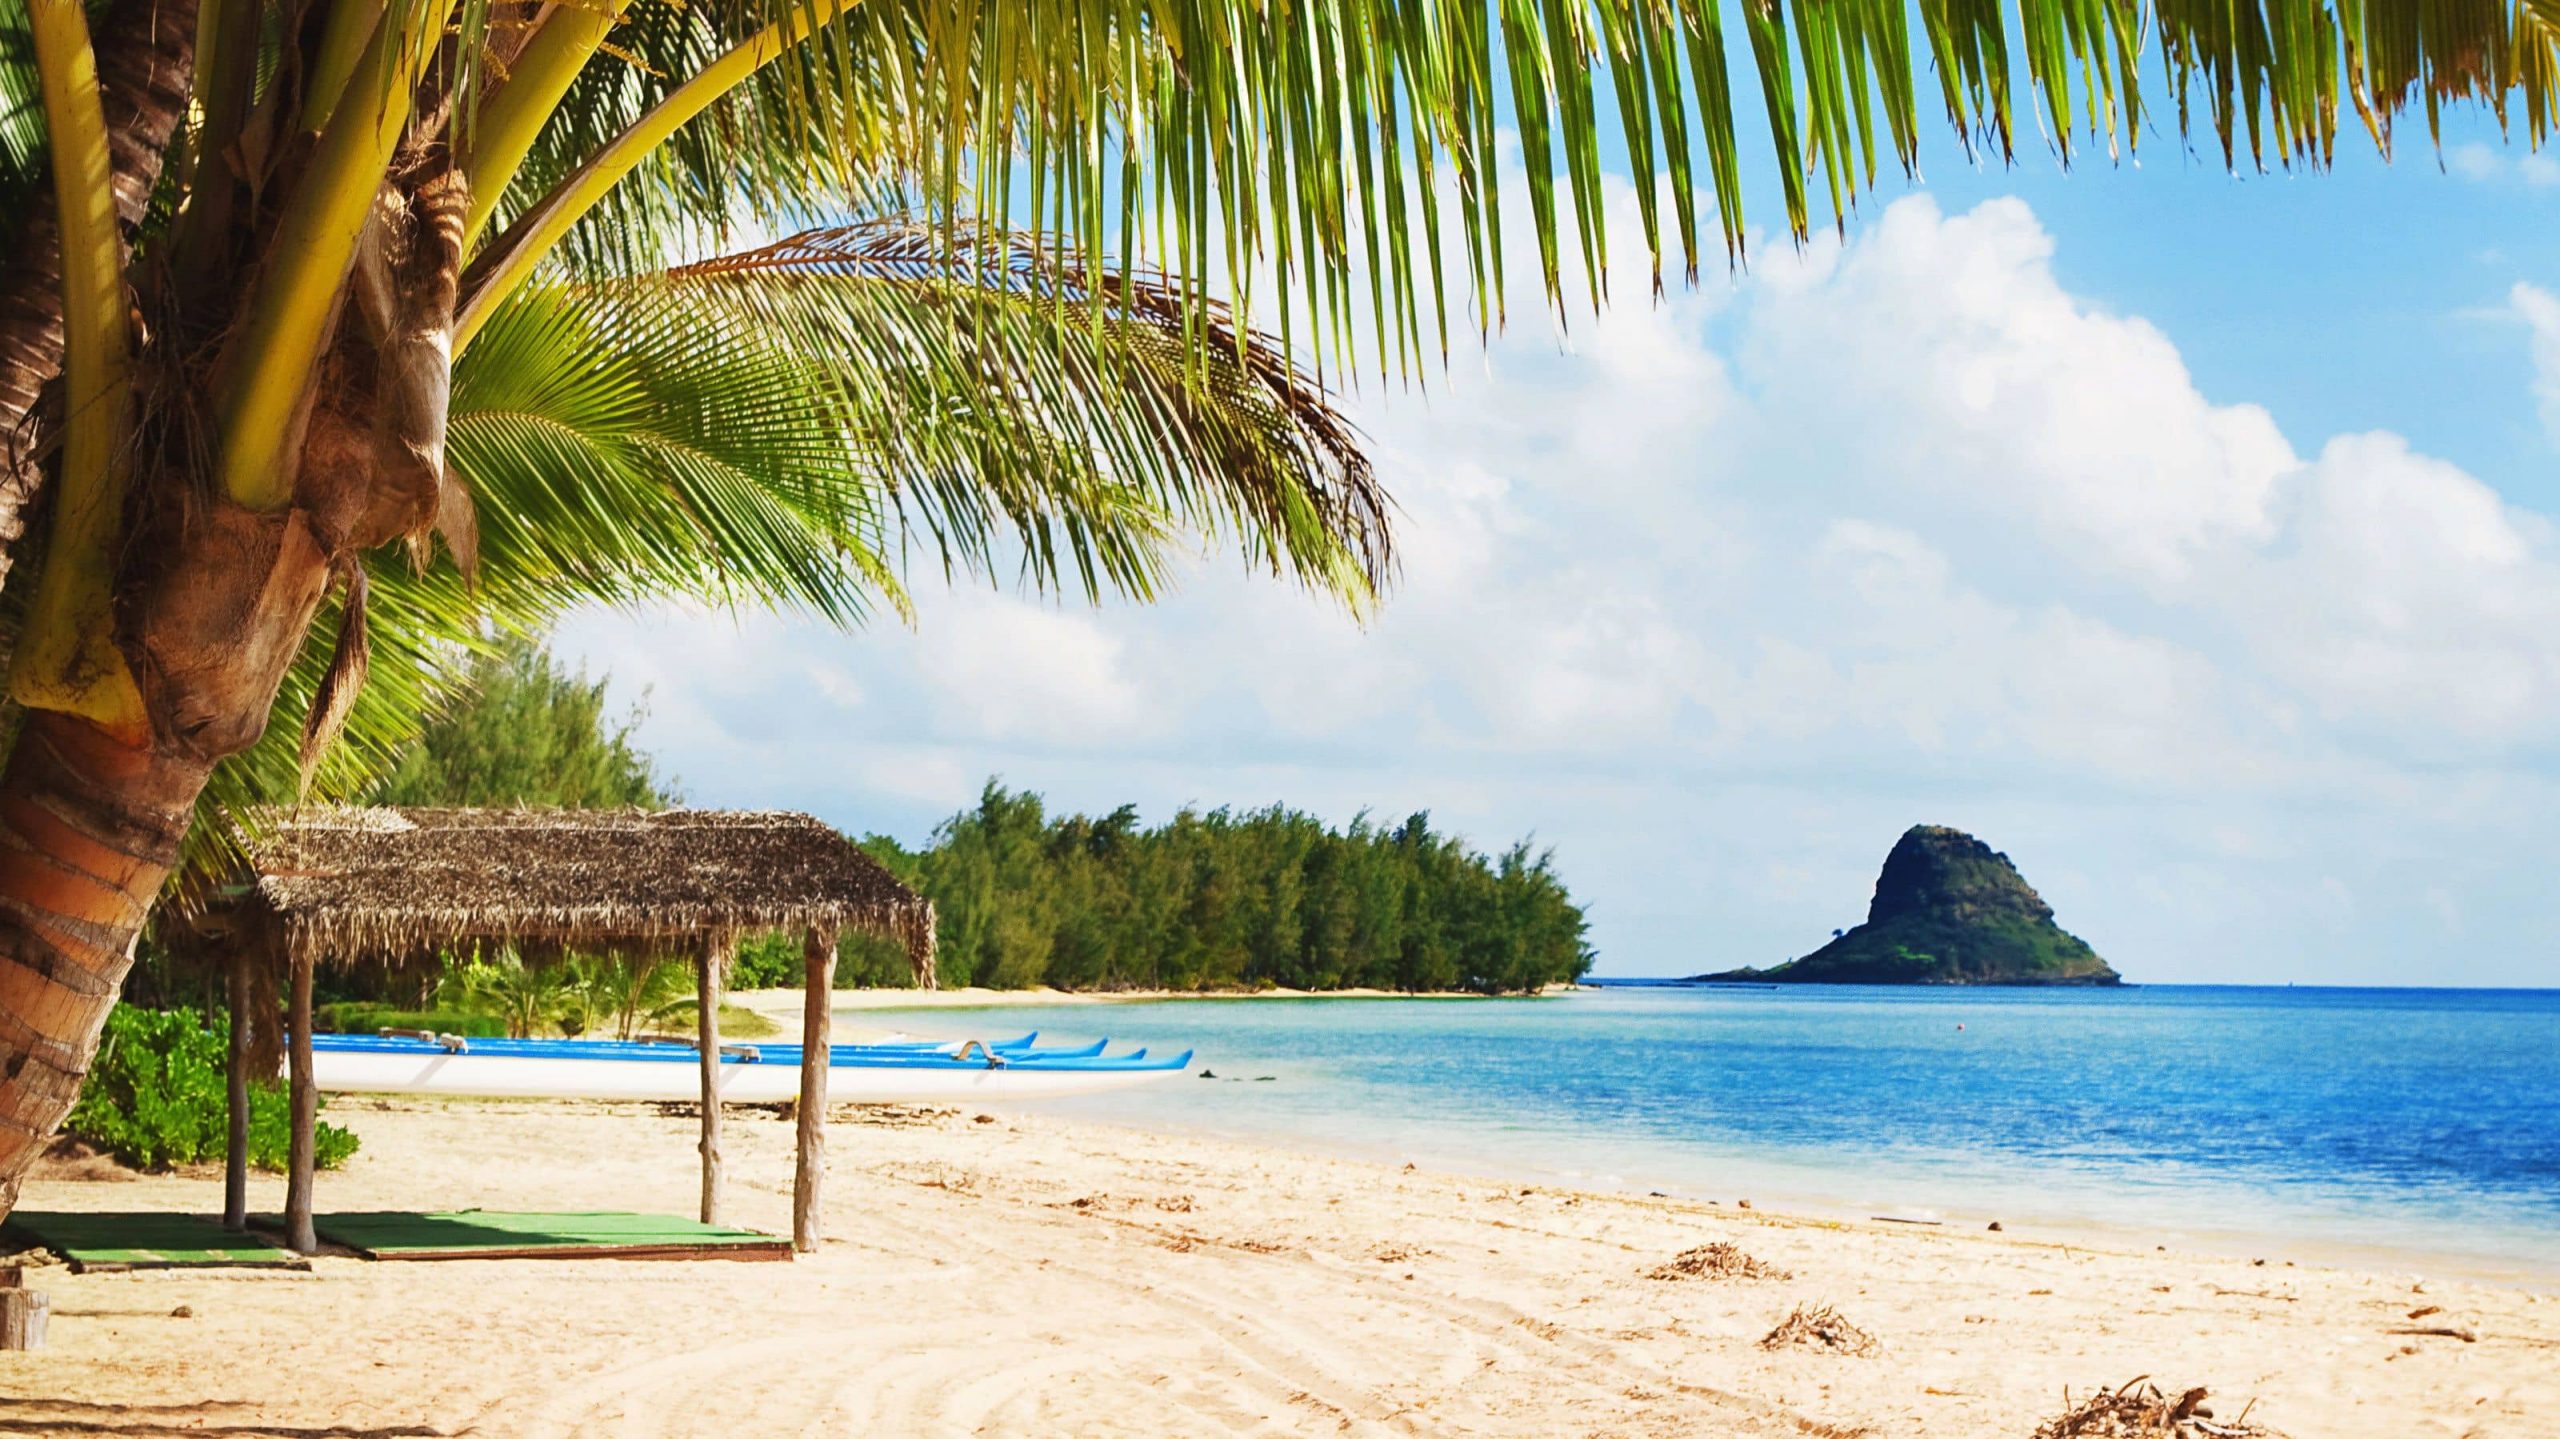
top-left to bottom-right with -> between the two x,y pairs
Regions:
0,0 -> 2550,1203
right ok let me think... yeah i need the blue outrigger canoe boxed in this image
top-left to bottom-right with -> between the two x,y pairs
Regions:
308,1030 -> 1194,1102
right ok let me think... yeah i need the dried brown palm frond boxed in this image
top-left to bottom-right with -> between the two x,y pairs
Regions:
2034,1378 -> 2278,1438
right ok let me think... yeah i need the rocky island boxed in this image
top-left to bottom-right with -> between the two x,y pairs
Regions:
1696,825 -> 2121,986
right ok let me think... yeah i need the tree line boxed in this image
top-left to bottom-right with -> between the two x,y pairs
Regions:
238,641 -> 1592,997
837,784 -> 1592,995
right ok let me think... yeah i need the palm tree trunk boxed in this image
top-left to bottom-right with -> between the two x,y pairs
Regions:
0,488 -> 335,1213
0,0 -> 197,595
0,711 -> 211,1194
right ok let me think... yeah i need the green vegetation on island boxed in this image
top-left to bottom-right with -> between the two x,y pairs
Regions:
1697,826 -> 2120,987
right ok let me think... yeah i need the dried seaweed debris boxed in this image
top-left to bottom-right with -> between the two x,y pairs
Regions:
2033,1379 -> 2278,1438
1759,1303 -> 1880,1356
1645,1242 -> 1791,1282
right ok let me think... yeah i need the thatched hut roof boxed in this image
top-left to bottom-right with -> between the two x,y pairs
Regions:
219,807 -> 934,973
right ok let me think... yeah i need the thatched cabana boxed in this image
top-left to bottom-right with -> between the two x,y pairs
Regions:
193,807 -> 937,1257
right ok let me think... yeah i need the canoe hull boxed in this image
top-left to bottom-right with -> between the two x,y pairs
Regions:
311,1049 -> 1185,1103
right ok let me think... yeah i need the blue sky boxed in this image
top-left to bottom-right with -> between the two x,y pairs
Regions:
559,103 -> 2560,989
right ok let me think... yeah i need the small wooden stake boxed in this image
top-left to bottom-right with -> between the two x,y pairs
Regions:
285,946 -> 317,1255
697,937 -> 725,1227
224,948 -> 250,1232
793,927 -> 837,1253
0,1287 -> 47,1351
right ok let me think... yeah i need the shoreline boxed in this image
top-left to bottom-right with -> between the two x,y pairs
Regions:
739,990 -> 2560,1293
5,1097 -> 2551,1436
1016,1100 -> 2560,1294
729,982 -> 1584,1019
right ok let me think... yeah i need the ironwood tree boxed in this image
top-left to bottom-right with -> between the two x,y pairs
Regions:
370,636 -> 672,809
913,785 -> 1592,994
0,0 -> 2548,1203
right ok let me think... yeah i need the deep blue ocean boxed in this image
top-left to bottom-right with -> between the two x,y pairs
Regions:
860,983 -> 2560,1282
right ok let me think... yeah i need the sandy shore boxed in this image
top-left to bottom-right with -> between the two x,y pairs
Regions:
4,1099 -> 2553,1438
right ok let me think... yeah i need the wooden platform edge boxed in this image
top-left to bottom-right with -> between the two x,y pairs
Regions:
5,1221 -> 308,1275
237,1212 -> 793,1262
345,1240 -> 794,1262
60,1252 -> 310,1275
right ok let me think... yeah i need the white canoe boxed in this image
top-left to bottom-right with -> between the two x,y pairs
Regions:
309,1037 -> 1193,1103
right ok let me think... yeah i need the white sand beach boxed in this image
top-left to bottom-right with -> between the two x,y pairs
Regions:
3,1097 -> 2553,1437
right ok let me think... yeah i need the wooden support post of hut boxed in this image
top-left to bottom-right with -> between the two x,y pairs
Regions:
223,950 -> 250,1232
0,1266 -> 46,1351
194,807 -> 938,1254
284,945 -> 318,1254
697,934 -> 726,1226
793,927 -> 837,1252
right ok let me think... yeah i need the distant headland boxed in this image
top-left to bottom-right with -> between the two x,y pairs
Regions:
1694,825 -> 2122,986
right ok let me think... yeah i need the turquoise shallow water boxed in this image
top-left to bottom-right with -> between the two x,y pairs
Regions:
850,983 -> 2560,1282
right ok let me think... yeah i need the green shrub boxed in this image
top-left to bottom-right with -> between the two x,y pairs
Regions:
728,932 -> 802,989
435,955 -> 579,1039
315,1003 -> 505,1038
727,929 -> 917,989
66,1006 -> 359,1173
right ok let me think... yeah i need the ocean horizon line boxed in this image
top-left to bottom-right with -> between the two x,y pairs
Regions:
1584,974 -> 2560,994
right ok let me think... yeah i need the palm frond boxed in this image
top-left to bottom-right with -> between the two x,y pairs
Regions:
0,0 -> 41,212
474,0 -> 2560,374
180,209 -> 1392,868
445,281 -> 905,626
663,219 -> 1391,604
478,0 -> 907,279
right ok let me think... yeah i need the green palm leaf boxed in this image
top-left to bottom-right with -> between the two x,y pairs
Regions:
473,0 -> 2560,374
659,219 -> 1390,603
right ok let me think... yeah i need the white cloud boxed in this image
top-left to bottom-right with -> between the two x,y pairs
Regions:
559,190 -> 2560,987
2518,282 -> 2560,447
2448,142 -> 2560,188
2236,432 -> 2560,746
2449,143 -> 2505,183
1727,199 -> 2560,757
911,592 -> 1155,745
1743,198 -> 2294,589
